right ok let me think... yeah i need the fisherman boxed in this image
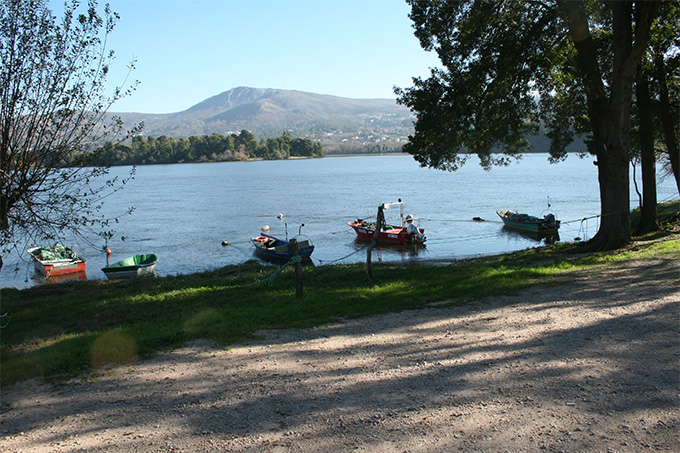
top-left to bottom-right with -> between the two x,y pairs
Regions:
405,214 -> 425,242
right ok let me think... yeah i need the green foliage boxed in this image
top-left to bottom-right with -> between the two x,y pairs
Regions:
2,234 -> 677,387
0,0 -> 139,252
397,0 -> 666,251
396,1 -> 664,170
87,130 -> 323,166
396,0 -> 557,170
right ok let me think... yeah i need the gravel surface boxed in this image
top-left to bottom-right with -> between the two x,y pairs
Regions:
1,251 -> 679,452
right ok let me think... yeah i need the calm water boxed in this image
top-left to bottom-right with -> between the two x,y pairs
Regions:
2,154 -> 677,288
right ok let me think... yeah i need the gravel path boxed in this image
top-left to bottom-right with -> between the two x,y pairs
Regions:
1,252 -> 679,452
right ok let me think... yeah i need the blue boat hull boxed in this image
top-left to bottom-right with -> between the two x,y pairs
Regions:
251,234 -> 314,261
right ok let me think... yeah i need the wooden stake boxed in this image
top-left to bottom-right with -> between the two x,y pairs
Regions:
290,238 -> 303,297
366,244 -> 374,280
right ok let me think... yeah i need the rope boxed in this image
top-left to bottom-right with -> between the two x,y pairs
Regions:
233,255 -> 303,289
0,312 -> 9,329
222,239 -> 253,246
425,231 -> 507,244
561,214 -> 601,225
420,217 -> 504,224
576,218 -> 589,241
424,199 -> 678,229
314,243 -> 370,265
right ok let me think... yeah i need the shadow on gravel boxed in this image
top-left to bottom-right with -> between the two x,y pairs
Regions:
2,256 -> 678,451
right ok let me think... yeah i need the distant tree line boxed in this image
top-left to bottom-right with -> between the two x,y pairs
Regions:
323,142 -> 404,155
86,130 -> 323,166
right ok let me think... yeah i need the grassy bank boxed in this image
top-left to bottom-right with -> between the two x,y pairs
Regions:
2,205 -> 678,388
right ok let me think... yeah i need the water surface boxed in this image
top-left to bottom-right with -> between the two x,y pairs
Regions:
2,154 -> 676,288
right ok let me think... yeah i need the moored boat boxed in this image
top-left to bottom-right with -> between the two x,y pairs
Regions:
496,209 -> 560,233
28,244 -> 86,277
251,234 -> 314,261
349,200 -> 426,245
102,254 -> 158,279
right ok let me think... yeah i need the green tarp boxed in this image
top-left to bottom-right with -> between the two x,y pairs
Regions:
31,244 -> 78,261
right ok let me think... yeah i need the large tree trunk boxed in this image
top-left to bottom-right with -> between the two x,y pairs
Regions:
635,69 -> 658,234
590,3 -> 634,250
591,131 -> 631,250
563,1 -> 659,250
564,2 -> 629,250
655,53 -> 680,196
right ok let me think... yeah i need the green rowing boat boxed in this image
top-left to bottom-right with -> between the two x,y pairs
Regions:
102,254 -> 158,279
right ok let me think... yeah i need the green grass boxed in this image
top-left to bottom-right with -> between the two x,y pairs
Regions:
630,199 -> 680,229
1,217 -> 678,388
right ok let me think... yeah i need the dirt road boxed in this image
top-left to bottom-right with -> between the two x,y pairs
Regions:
2,253 -> 678,452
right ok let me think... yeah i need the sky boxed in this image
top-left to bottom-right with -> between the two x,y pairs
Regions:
49,0 -> 442,114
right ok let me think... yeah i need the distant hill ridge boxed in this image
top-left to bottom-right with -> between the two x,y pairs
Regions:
112,87 -> 414,150
110,87 -> 583,154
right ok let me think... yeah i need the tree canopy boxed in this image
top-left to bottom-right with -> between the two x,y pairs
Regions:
0,0 -> 140,266
396,0 -> 666,250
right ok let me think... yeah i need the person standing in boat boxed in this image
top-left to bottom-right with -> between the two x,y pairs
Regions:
405,214 -> 425,242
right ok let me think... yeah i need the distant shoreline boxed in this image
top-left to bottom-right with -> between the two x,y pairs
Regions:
103,149 -> 589,167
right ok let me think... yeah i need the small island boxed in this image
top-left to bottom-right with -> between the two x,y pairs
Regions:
89,130 -> 324,166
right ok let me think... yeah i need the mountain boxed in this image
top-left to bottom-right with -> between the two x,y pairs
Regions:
112,87 -> 415,151
110,87 -> 586,154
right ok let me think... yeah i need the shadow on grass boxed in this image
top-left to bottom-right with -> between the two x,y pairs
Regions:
1,240 -> 677,391
1,251 -> 677,451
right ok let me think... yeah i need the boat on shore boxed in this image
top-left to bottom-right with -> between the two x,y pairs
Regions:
28,244 -> 86,277
496,209 -> 560,233
102,254 -> 158,279
251,234 -> 314,261
348,200 -> 426,245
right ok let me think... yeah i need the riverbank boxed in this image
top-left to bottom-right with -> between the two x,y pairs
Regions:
1,234 -> 678,451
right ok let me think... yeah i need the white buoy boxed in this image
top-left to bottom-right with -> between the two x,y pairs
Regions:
262,225 -> 270,232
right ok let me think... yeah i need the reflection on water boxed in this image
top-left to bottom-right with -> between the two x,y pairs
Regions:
33,271 -> 88,285
500,226 -> 560,244
346,238 -> 428,264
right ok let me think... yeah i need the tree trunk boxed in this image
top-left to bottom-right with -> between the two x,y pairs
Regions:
635,69 -> 658,234
655,53 -> 680,196
563,1 -> 659,250
590,138 -> 631,250
564,2 -> 627,250
589,3 -> 637,250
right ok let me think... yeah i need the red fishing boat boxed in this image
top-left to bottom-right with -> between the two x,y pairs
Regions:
348,200 -> 426,245
28,244 -> 87,277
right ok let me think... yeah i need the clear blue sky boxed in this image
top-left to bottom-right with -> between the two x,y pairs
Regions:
49,0 -> 441,114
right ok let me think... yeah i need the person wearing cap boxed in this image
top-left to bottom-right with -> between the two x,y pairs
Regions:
405,214 -> 425,242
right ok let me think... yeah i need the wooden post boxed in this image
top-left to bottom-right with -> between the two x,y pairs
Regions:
366,204 -> 384,281
366,242 -> 374,281
290,238 -> 303,298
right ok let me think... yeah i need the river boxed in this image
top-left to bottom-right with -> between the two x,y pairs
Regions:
1,153 -> 677,289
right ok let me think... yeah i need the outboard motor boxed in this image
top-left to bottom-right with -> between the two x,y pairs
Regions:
543,213 -> 556,228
